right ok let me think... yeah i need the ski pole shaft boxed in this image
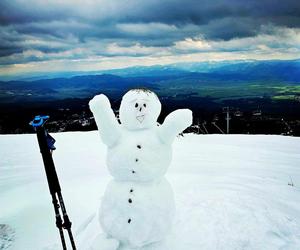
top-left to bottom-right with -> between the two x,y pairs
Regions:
35,125 -> 61,194
30,115 -> 77,250
52,194 -> 67,250
57,192 -> 76,249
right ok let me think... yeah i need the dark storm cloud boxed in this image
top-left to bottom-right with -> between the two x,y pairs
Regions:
2,0 -> 300,27
0,0 -> 299,64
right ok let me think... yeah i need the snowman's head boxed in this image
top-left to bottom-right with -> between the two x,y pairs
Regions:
119,88 -> 161,130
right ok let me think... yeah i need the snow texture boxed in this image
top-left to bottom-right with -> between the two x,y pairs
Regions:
0,224 -> 15,249
0,133 -> 300,249
89,90 -> 192,249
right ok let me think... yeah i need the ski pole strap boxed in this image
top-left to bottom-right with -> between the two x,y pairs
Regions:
46,133 -> 56,151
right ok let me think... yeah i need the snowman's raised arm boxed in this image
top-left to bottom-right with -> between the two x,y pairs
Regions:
89,94 -> 121,147
158,109 -> 193,144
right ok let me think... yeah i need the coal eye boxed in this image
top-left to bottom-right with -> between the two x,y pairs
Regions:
135,103 -> 138,108
143,104 -> 146,107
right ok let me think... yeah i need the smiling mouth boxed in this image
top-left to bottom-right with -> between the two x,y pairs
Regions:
136,115 -> 145,123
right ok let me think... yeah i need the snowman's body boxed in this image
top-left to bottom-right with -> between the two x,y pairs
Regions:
106,127 -> 172,182
89,89 -> 192,250
100,178 -> 174,247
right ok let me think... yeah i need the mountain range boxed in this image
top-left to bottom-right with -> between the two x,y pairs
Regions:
0,59 -> 299,104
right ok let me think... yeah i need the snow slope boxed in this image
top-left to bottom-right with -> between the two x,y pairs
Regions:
0,132 -> 300,250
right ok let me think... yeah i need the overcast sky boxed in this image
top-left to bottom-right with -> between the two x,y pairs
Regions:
0,0 -> 300,77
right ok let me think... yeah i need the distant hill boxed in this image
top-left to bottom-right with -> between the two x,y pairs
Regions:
0,59 -> 299,104
102,59 -> 300,82
0,74 -> 160,103
205,60 -> 300,82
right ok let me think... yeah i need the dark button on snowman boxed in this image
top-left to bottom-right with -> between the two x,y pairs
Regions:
89,88 -> 192,250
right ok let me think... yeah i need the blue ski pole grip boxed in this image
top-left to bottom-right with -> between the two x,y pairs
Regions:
30,115 -> 50,127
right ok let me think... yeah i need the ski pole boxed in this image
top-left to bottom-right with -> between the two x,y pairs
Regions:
30,115 -> 76,250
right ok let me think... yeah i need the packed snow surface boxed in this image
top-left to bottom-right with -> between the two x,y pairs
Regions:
1,132 -> 300,250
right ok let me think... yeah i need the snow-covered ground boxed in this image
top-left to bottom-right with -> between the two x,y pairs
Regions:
1,132 -> 300,250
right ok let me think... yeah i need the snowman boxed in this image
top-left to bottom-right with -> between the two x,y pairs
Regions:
88,88 -> 192,250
